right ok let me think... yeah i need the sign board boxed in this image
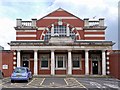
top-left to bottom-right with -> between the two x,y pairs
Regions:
2,65 -> 8,69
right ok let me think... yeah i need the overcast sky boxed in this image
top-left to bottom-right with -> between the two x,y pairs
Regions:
0,0 -> 119,50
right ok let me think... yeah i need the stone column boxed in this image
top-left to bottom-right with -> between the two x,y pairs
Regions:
51,50 -> 55,75
102,50 -> 106,75
17,50 -> 21,67
67,24 -> 70,36
85,50 -> 89,75
68,50 -> 72,75
34,50 -> 38,75
51,24 -> 54,36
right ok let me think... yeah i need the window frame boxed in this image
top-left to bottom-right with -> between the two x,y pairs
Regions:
72,54 -> 82,69
40,54 -> 49,70
55,54 -> 67,70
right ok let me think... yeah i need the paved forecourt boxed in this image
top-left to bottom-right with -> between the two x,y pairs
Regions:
0,77 -> 120,89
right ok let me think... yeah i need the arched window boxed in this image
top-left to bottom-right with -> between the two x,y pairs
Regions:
44,25 -> 75,41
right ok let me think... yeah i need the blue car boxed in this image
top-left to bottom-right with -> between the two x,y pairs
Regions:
11,67 -> 32,83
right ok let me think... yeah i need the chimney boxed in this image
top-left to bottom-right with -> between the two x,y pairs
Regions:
16,19 -> 22,27
84,18 -> 89,26
32,18 -> 37,27
99,18 -> 104,26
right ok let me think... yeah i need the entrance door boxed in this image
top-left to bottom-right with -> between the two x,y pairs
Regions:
23,61 -> 29,67
92,61 -> 98,74
22,55 -> 29,68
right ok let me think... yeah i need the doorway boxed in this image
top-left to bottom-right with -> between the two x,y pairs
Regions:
23,61 -> 29,67
92,61 -> 98,74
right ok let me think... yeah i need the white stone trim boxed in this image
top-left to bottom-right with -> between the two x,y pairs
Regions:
107,57 -> 109,60
107,66 -> 110,69
75,27 -> 83,30
16,35 -> 36,37
34,50 -> 38,75
107,61 -> 109,65
13,66 -> 16,69
51,24 -> 54,36
43,17 -> 77,19
67,24 -> 70,36
13,57 -> 16,60
68,51 -> 72,75
13,52 -> 16,55
76,40 -> 105,41
17,50 -> 21,67
84,34 -> 105,37
16,30 -> 36,32
11,46 -> 112,51
38,27 -> 46,30
107,71 -> 110,74
102,50 -> 106,75
13,61 -> 16,65
85,50 -> 89,75
107,52 -> 110,55
84,30 -> 105,32
51,50 -> 55,75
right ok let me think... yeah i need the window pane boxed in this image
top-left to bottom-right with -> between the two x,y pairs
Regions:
41,61 -> 48,67
73,61 -> 80,67
58,60 -> 63,68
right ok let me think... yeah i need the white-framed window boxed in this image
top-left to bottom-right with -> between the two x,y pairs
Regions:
44,25 -> 75,41
72,54 -> 81,69
40,54 -> 49,69
55,55 -> 66,70
54,25 -> 66,36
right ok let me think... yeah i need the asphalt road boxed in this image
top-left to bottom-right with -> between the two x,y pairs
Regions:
0,77 -> 119,89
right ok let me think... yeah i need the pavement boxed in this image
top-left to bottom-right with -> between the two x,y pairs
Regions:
0,77 -> 120,89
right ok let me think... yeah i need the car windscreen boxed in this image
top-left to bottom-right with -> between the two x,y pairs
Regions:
14,68 -> 26,73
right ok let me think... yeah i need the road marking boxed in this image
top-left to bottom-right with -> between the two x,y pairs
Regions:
0,80 -> 10,85
64,78 -> 68,85
90,82 -> 106,88
27,78 -> 36,85
104,83 -> 120,88
73,78 -> 86,88
40,78 -> 45,85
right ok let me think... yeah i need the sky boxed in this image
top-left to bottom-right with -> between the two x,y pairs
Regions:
0,0 -> 119,50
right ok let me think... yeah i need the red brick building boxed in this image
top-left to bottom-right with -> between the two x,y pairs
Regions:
1,8 -> 116,77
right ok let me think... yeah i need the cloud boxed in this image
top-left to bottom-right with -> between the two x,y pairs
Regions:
0,0 -> 119,49
0,17 -> 16,50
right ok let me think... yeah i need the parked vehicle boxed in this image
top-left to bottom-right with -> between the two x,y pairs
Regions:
11,67 -> 32,83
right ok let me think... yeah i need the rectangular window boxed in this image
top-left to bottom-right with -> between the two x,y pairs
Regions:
72,55 -> 81,68
40,55 -> 49,69
56,55 -> 66,69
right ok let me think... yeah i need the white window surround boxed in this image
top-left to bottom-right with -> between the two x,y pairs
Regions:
40,54 -> 49,69
55,54 -> 67,70
72,54 -> 82,69
44,25 -> 76,41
